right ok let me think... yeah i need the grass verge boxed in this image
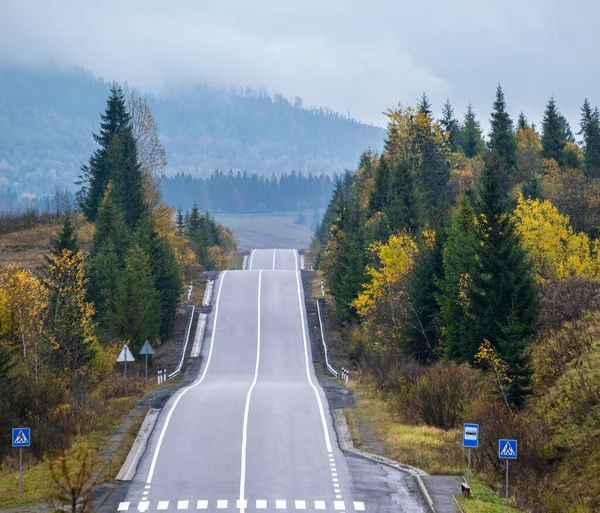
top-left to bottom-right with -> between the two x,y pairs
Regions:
457,479 -> 522,513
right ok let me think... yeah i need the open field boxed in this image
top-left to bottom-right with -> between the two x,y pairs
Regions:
214,213 -> 313,250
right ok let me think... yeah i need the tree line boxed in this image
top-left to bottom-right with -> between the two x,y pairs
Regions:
0,86 -> 236,462
312,87 -> 600,510
161,171 -> 336,214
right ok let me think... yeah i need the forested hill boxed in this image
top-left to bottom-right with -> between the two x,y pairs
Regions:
0,66 -> 383,199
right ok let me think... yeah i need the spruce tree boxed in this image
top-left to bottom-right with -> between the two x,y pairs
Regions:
386,157 -> 422,233
417,93 -> 432,118
579,99 -> 600,177
466,156 -> 538,404
488,85 -> 517,180
369,156 -> 391,215
175,205 -> 185,235
88,240 -> 120,325
460,104 -> 485,158
47,217 -> 79,260
517,112 -> 529,131
541,96 -> 566,165
91,183 -> 128,259
439,99 -> 461,152
109,245 -> 161,351
437,191 -> 478,361
78,86 -> 131,221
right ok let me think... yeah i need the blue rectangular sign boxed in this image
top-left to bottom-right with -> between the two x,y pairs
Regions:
498,439 -> 517,459
463,423 -> 479,448
12,428 -> 30,447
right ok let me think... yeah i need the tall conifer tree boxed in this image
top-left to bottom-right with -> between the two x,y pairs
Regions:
488,85 -> 517,182
541,96 -> 566,165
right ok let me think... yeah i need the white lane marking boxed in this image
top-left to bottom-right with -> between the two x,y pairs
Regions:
144,485 -> 151,489
146,272 -> 228,483
332,473 -> 338,477
276,500 -> 287,509
336,495 -> 342,499
138,502 -> 149,512
118,503 -> 130,511
334,501 -> 346,510
238,270 -> 262,513
178,501 -> 189,510
197,500 -> 208,509
315,501 -> 326,510
256,500 -> 267,509
294,248 -> 299,271
272,249 -> 277,270
217,500 -> 228,509
249,250 -> 255,270
354,502 -> 365,511
237,500 -> 248,508
333,478 -> 339,482
157,502 -> 169,510
294,269 -> 333,452
295,500 -> 306,510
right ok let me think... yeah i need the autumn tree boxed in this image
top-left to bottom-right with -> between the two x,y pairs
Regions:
514,124 -> 543,192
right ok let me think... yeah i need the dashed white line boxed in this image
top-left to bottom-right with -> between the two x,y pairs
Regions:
157,502 -> 169,510
295,500 -> 306,510
217,500 -> 228,509
197,500 -> 208,509
145,272 -> 228,484
117,503 -> 130,511
334,501 -> 346,510
315,501 -> 326,510
276,500 -> 287,509
256,500 -> 267,509
137,502 -> 149,512
177,501 -> 189,510
354,502 -> 366,511
272,249 -> 277,270
237,500 -> 248,509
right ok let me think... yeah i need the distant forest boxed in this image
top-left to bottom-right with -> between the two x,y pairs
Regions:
0,66 -> 383,199
161,171 -> 336,213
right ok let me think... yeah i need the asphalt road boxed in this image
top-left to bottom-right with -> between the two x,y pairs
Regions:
115,249 -> 360,513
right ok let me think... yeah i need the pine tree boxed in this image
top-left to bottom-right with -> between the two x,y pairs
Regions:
460,104 -> 485,158
47,217 -> 79,260
78,86 -> 131,222
417,93 -> 432,118
437,191 -> 478,361
91,183 -> 128,258
439,99 -> 461,152
541,96 -> 566,165
109,245 -> 161,351
488,85 -> 517,179
466,156 -> 538,404
579,99 -> 600,177
175,205 -> 185,235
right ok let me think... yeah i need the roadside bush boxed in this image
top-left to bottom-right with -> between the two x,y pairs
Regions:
399,363 -> 481,429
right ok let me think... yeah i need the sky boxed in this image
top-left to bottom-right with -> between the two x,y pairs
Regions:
1,0 -> 599,130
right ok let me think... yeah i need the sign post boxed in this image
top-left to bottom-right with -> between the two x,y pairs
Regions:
116,345 -> 135,395
499,439 -> 517,511
140,340 -> 155,385
463,423 -> 479,484
320,279 -> 325,299
12,428 -> 30,498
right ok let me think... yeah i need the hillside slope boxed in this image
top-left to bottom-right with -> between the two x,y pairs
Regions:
0,66 -> 383,199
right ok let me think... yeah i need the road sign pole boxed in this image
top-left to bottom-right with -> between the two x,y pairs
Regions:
145,353 -> 148,385
19,447 -> 22,499
505,459 -> 509,511
124,359 -> 127,396
467,447 -> 471,484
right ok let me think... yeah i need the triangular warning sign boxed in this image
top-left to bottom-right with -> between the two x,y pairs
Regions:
117,345 -> 135,362
14,430 -> 28,444
500,442 -> 515,456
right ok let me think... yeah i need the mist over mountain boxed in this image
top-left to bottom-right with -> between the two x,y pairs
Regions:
0,66 -> 383,200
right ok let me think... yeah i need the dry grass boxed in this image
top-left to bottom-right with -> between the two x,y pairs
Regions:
0,225 -> 57,274
345,382 -> 463,475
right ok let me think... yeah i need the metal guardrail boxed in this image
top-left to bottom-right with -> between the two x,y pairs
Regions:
316,298 -> 338,377
168,303 -> 195,380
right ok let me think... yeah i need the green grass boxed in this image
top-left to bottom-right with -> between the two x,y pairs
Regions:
457,479 -> 523,513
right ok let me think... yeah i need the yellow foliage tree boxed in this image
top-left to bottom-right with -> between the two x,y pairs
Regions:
512,195 -> 599,282
207,245 -> 228,270
0,263 -> 48,380
514,126 -> 543,187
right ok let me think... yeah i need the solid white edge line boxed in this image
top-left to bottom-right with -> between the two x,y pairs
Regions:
294,248 -> 299,271
146,271 -> 228,484
249,250 -> 255,270
272,249 -> 277,270
239,269 -> 262,513
295,268 -> 333,453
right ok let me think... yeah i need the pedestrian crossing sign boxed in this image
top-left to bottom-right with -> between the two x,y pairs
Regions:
498,439 -> 517,459
12,428 -> 30,447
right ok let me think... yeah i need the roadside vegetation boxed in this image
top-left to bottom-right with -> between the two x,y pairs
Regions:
310,89 -> 600,512
0,86 -> 238,508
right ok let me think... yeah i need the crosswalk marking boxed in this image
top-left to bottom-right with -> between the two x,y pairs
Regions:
117,498 -> 366,511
